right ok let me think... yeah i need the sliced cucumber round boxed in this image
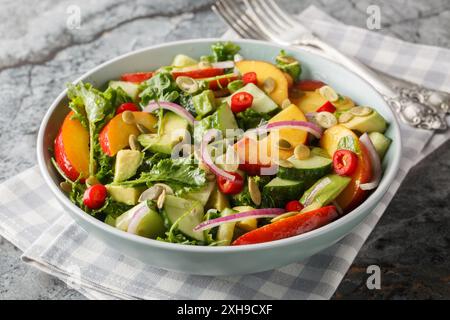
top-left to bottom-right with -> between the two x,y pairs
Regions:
277,154 -> 332,187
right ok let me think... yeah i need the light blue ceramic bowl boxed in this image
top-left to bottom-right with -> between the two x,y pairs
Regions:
37,39 -> 401,275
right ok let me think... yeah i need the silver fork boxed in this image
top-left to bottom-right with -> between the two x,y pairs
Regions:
212,0 -> 449,131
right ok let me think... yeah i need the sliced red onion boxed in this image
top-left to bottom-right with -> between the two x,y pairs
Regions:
211,60 -> 235,69
303,176 -> 332,207
127,202 -> 150,234
142,101 -> 196,126
193,208 -> 285,232
253,121 -> 322,139
359,133 -> 382,190
201,129 -> 236,181
305,112 -> 317,121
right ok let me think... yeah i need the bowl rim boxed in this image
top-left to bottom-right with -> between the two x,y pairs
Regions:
37,38 -> 402,253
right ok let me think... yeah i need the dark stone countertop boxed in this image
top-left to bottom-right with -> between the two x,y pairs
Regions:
0,0 -> 449,299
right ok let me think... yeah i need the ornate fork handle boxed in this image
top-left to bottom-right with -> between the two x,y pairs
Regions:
293,36 -> 449,131
385,85 -> 449,130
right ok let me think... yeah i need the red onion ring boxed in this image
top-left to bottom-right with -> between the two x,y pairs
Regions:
127,202 -> 150,234
247,121 -> 323,139
142,101 -> 196,126
359,133 -> 382,190
201,129 -> 236,181
211,61 -> 235,69
194,208 -> 285,232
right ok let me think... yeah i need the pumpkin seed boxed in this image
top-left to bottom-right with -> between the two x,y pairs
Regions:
318,85 -> 339,102
274,158 -> 293,168
128,134 -> 141,151
138,185 -> 163,202
122,110 -> 135,125
59,181 -> 72,193
263,77 -> 276,94
276,138 -> 293,150
136,123 -> 150,134
176,76 -> 198,94
153,183 -> 174,195
156,189 -> 166,209
350,106 -> 373,117
315,111 -> 337,128
248,177 -> 261,206
281,98 -> 291,109
294,144 -> 311,160
338,112 -> 354,123
86,176 -> 100,187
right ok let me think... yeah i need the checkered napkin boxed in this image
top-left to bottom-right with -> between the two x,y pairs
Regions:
1,6 -> 449,300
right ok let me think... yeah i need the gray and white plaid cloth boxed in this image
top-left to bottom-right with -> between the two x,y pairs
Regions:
1,6 -> 449,300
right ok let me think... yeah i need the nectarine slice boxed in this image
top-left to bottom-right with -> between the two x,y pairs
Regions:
99,112 -> 157,156
54,111 -> 90,181
235,60 -> 288,105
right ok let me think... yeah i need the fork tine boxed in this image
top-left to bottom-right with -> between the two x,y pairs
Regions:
220,0 -> 270,41
262,0 -> 299,28
243,0 -> 288,44
248,0 -> 290,34
212,1 -> 248,38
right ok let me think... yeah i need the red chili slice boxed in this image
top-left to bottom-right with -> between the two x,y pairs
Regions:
242,72 -> 258,85
217,171 -> 244,195
231,92 -> 253,113
316,101 -> 336,113
120,72 -> 153,83
333,149 -> 359,176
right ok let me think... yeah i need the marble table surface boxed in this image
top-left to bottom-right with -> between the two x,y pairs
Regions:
1,0 -> 449,299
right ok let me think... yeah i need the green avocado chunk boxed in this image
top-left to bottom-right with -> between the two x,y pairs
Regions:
192,89 -> 216,118
300,174 -> 351,207
113,149 -> 143,182
369,132 -> 392,160
193,103 -> 238,144
106,185 -> 145,206
342,109 -> 387,133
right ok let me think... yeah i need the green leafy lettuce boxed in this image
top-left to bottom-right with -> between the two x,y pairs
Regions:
139,71 -> 180,106
275,50 -> 302,81
236,108 -> 272,130
201,41 -> 241,62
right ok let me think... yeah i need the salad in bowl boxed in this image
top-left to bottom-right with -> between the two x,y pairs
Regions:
52,41 -> 392,247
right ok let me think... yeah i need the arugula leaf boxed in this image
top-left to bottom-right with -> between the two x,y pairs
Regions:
139,71 -> 180,105
118,157 -> 207,194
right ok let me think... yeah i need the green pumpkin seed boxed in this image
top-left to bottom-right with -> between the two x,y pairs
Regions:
156,189 -> 166,209
350,106 -> 373,116
318,85 -> 339,102
263,77 -> 276,94
315,111 -> 337,128
139,185 -> 163,202
59,181 -> 72,193
294,144 -> 310,160
122,110 -> 135,125
136,123 -> 150,134
128,134 -> 141,151
276,138 -> 293,150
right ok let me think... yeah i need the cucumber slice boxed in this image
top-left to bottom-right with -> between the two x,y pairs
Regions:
163,195 -> 205,241
277,154 -> 332,186
300,174 -> 351,206
369,132 -> 391,160
262,177 -> 305,208
227,83 -> 279,114
109,81 -> 140,100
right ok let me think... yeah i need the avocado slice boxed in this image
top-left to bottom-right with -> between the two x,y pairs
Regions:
171,54 -> 198,68
192,89 -> 216,118
138,112 -> 188,155
342,110 -> 387,133
109,81 -> 140,100
106,185 -> 145,206
163,195 -> 205,241
369,132 -> 391,160
263,177 -> 305,208
233,206 -> 258,231
226,83 -> 279,114
113,150 -> 143,183
300,174 -> 351,207
115,201 -> 166,239
206,186 -> 230,211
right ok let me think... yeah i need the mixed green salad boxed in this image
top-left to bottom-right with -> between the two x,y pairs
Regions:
53,42 -> 392,246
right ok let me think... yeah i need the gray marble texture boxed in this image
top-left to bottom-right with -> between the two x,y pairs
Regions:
0,0 -> 449,300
